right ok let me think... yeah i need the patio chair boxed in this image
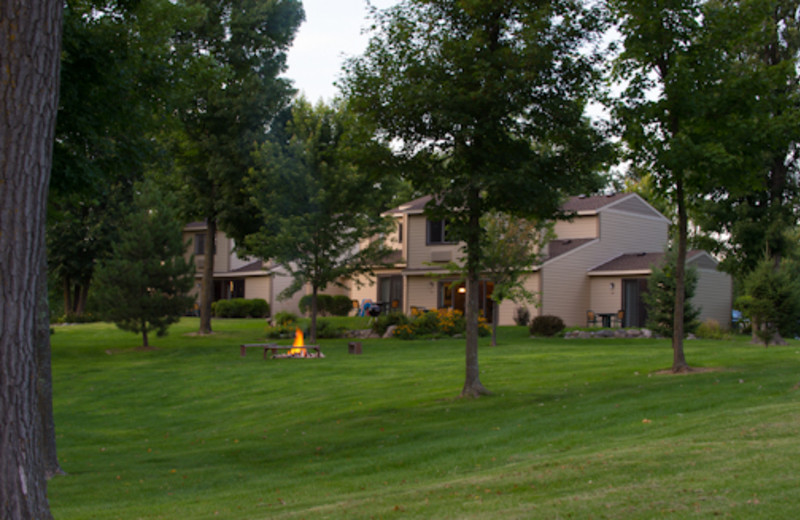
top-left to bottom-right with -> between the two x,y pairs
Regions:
613,309 -> 625,327
586,310 -> 599,327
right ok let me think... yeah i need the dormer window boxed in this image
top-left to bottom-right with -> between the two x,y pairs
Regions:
427,219 -> 452,245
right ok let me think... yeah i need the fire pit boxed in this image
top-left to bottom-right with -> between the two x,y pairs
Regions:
239,328 -> 324,359
272,328 -> 325,359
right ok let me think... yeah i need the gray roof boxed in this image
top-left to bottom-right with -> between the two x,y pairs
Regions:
561,193 -> 632,213
386,193 -> 634,216
590,250 -> 704,273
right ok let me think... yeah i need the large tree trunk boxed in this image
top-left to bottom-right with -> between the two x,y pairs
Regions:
310,286 -> 319,344
0,0 -> 62,516
672,177 -> 690,373
142,318 -> 149,348
199,219 -> 216,334
461,192 -> 490,398
37,251 -> 63,479
491,300 -> 499,347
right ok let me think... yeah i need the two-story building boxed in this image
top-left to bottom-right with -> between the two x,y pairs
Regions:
351,193 -> 732,328
184,193 -> 733,328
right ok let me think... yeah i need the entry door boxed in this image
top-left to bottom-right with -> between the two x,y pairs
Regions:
622,279 -> 648,327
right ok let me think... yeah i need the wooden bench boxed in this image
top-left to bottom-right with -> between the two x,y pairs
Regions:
240,343 -> 322,359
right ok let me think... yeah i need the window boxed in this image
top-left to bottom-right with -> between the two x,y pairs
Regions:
194,233 -> 216,255
427,219 -> 451,244
194,233 -> 205,255
397,223 -> 403,243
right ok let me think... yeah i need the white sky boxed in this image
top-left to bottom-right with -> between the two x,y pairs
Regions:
285,0 -> 398,104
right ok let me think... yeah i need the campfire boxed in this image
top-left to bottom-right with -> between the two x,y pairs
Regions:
273,328 -> 325,359
287,328 -> 307,357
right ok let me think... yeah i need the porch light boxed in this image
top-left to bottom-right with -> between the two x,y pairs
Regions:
457,287 -> 466,294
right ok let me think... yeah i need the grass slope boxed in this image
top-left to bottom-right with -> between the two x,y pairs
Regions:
48,319 -> 800,519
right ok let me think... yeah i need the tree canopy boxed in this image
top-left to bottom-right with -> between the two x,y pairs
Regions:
173,0 -> 304,334
344,0 -> 610,396
244,98 -> 396,342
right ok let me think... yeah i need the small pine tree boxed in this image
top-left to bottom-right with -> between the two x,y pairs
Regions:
737,257 -> 800,347
94,182 -> 195,347
643,249 -> 701,339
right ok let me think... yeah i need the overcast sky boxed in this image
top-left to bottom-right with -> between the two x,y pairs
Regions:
285,0 -> 398,104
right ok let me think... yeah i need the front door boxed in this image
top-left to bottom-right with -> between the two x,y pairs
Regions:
622,278 -> 648,327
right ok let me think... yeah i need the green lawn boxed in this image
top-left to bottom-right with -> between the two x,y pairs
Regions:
48,319 -> 800,519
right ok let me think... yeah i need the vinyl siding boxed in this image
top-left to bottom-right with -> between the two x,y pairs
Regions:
406,275 -> 439,311
543,210 -> 668,326
270,269 -> 304,315
692,268 -> 733,328
496,273 -> 541,326
245,276 -> 270,302
589,276 -> 623,316
407,214 -> 463,269
553,215 -> 598,240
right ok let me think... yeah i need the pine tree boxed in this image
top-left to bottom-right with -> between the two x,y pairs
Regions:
643,250 -> 701,340
94,182 -> 195,347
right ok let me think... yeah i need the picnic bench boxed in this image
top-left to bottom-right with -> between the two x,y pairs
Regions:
240,343 -> 322,359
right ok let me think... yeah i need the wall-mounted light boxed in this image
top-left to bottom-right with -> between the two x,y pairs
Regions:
610,282 -> 615,291
457,287 -> 466,294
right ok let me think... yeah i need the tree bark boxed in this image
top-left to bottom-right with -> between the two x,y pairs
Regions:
36,251 -> 63,479
310,285 -> 318,344
142,318 -> 149,348
0,0 -> 63,517
461,191 -> 490,398
672,176 -> 690,373
491,300 -> 499,347
199,219 -> 216,334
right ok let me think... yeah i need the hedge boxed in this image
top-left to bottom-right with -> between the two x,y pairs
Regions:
211,298 -> 270,318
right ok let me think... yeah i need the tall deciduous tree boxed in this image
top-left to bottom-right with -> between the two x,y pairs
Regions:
244,99 -> 396,343
174,0 -> 304,335
50,0 -> 194,317
1,0 -> 62,517
690,0 -> 800,279
93,182 -> 195,348
611,0 -> 738,372
344,0 -> 609,397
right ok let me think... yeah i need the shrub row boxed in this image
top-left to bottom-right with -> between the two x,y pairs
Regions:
211,298 -> 270,318
298,294 -> 353,316
390,308 -> 490,339
264,317 -> 346,339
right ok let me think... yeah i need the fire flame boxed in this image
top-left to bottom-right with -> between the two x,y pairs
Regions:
288,328 -> 307,357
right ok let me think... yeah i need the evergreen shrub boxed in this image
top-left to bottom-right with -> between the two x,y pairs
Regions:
513,307 -> 531,327
212,298 -> 270,318
529,315 -> 565,336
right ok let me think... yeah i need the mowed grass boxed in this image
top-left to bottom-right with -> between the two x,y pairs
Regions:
48,319 -> 800,519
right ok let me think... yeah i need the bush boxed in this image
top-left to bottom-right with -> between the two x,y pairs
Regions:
695,318 -> 728,340
513,307 -> 531,327
298,294 -> 335,316
372,312 -> 409,336
310,318 -> 347,339
391,308 -> 490,339
212,298 -> 270,318
329,295 -> 354,316
264,323 -> 298,339
274,311 -> 299,326
529,315 -> 565,337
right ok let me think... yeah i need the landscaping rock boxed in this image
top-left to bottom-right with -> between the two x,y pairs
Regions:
625,329 -> 642,338
383,325 -> 397,339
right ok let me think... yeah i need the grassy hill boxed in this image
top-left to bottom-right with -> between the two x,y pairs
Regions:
48,319 -> 800,519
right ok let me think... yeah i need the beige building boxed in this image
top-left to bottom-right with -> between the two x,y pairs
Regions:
354,193 -> 733,328
184,193 -> 733,328
182,222 -> 305,316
